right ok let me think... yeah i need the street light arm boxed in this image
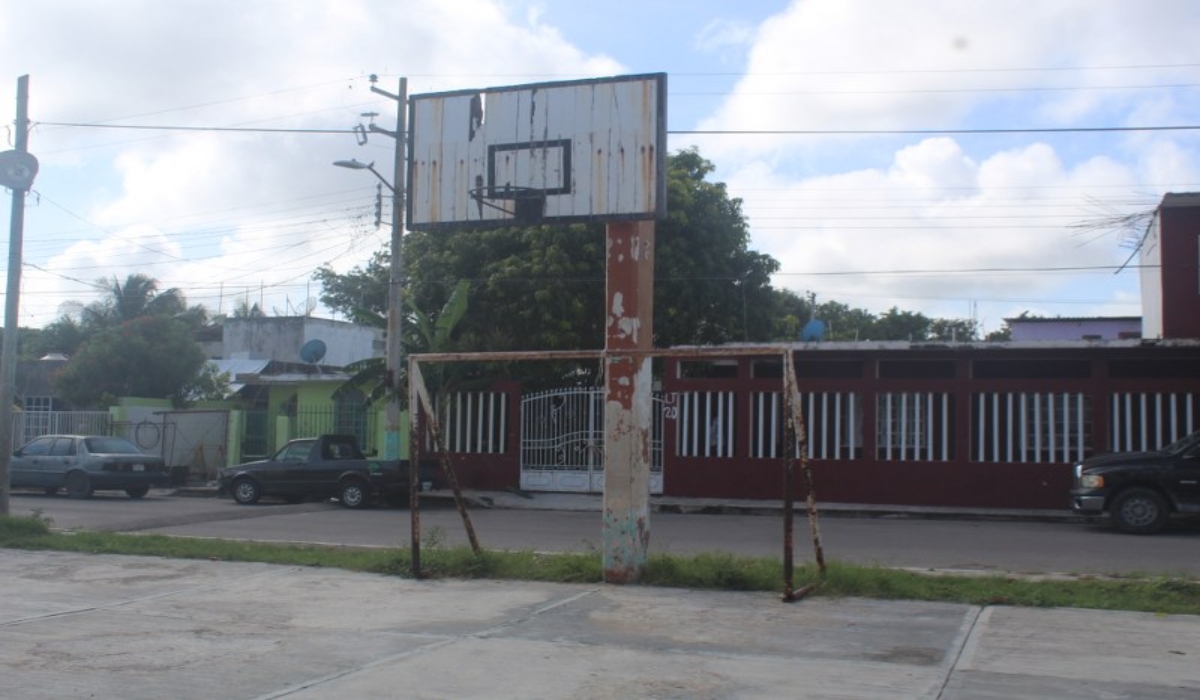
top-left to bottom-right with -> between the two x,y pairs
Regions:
365,164 -> 398,195
333,159 -> 397,195
370,85 -> 402,101
368,123 -> 398,139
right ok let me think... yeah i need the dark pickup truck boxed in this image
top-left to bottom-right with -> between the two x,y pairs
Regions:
217,435 -> 437,509
1070,430 -> 1200,534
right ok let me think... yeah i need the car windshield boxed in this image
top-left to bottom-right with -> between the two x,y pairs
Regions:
1161,430 -> 1200,455
83,437 -> 143,454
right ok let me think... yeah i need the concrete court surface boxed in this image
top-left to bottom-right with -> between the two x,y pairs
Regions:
0,550 -> 1197,699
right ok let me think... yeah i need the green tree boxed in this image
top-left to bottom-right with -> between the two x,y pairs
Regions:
928,318 -> 980,342
31,315 -> 88,357
83,273 -> 207,330
810,299 -> 876,341
178,362 -> 233,403
53,316 -> 207,408
872,307 -> 932,341
655,148 -> 780,345
312,250 -> 390,327
986,324 -> 1013,342
336,280 -> 472,409
317,148 -> 782,357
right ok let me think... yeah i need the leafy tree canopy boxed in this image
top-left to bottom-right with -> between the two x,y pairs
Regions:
54,316 -> 208,408
318,148 -> 783,355
314,147 -> 986,374
83,273 -> 207,331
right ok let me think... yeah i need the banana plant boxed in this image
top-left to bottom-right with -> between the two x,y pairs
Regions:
335,280 -> 471,409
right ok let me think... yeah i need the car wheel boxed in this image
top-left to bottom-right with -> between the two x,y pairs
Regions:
65,472 -> 92,499
339,480 -> 370,509
1111,487 -> 1169,535
232,478 -> 261,505
125,485 -> 150,499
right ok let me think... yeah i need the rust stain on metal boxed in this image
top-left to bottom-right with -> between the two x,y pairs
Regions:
781,349 -> 827,602
411,361 -> 481,555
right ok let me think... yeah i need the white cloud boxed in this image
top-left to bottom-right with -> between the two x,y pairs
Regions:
694,18 -> 757,55
683,0 -> 1200,332
5,0 -> 1199,337
4,0 -> 627,326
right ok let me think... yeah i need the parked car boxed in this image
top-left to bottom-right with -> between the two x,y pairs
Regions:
1070,430 -> 1200,534
10,434 -> 169,499
217,434 -> 434,509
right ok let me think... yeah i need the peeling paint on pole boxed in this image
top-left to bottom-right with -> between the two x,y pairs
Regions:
603,220 -> 654,583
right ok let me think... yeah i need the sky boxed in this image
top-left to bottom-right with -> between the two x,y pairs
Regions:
2,0 -> 1198,337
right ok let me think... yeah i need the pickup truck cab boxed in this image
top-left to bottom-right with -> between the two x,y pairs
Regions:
217,435 -> 413,509
1070,430 -> 1200,534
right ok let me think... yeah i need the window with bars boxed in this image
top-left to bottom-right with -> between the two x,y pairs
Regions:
876,392 -> 954,461
438,391 -> 509,454
23,396 -> 53,412
971,392 -> 1092,463
676,391 -> 736,458
749,391 -> 862,460
1109,392 -> 1197,452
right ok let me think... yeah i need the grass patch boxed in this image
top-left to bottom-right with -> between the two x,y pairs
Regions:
2,515 -> 1197,615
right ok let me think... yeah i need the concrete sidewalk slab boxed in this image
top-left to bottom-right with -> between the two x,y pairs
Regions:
0,550 -> 1196,698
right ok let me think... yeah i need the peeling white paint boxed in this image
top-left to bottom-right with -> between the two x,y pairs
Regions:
618,316 -> 641,343
610,291 -> 625,317
631,237 -> 650,261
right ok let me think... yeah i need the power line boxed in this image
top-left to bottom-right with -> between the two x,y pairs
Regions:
675,125 -> 1200,136
37,121 -> 353,135
36,120 -> 1200,137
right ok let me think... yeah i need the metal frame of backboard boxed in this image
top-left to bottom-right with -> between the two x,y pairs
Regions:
406,73 -> 667,230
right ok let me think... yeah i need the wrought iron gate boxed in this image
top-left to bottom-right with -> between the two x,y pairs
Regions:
520,387 -> 663,493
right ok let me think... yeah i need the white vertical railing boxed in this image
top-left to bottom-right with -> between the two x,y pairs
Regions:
1110,392 -> 1197,451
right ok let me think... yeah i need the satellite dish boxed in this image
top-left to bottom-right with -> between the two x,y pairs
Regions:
800,319 -> 827,342
299,339 -> 327,364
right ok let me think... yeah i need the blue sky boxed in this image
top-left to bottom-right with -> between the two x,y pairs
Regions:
2,0 -> 1198,335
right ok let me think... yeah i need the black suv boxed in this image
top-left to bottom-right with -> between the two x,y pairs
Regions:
1070,430 -> 1200,534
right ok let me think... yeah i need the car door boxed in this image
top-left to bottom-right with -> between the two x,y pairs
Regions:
10,436 -> 54,488
45,437 -> 79,487
308,441 -> 356,495
274,441 -> 317,496
1170,442 -> 1200,510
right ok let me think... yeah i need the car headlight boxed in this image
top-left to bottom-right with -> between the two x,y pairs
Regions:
1079,474 -> 1104,489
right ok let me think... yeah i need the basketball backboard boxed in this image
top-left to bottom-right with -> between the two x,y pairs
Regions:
406,73 -> 666,231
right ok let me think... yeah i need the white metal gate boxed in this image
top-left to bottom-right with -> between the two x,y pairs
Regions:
520,387 -> 664,493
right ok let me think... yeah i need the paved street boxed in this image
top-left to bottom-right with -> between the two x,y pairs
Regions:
8,490 -> 1200,577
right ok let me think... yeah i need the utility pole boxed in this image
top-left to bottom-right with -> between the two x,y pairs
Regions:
369,77 -> 407,462
0,75 -> 38,516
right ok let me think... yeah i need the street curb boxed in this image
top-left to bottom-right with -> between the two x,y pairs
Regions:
167,485 -> 1083,524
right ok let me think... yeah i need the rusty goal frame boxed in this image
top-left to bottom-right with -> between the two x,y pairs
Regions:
406,344 -> 826,601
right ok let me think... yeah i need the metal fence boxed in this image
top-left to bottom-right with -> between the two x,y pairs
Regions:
12,411 -> 111,447
1109,391 -> 1197,452
972,392 -> 1091,463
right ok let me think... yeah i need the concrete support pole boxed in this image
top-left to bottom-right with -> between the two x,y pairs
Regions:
602,220 -> 655,583
0,75 -> 33,517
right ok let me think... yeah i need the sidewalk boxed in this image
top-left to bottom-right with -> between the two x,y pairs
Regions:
1,548 -> 1195,699
453,488 -> 1081,523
